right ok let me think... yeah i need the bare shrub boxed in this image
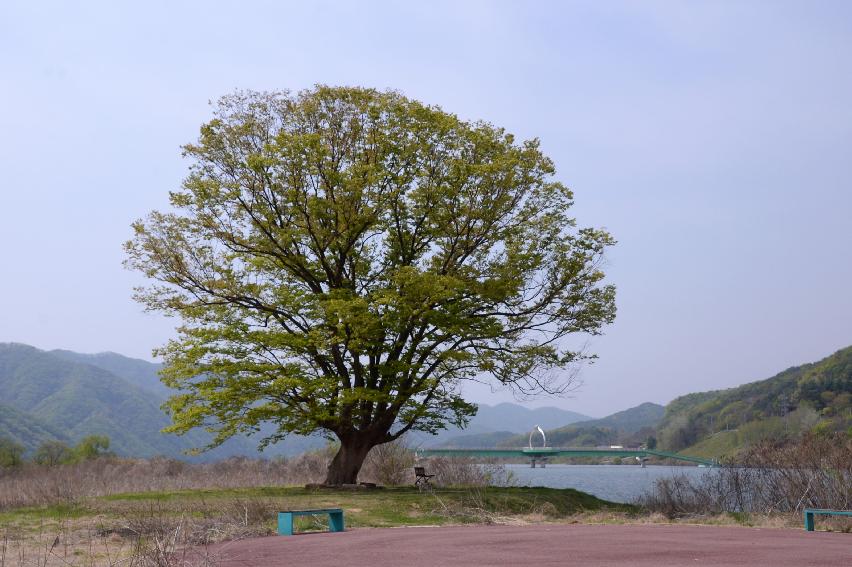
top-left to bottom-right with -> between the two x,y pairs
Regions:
360,440 -> 416,486
421,457 -> 514,487
640,433 -> 852,518
122,514 -> 223,567
0,451 -> 332,511
359,440 -> 514,488
0,516 -> 224,567
215,497 -> 277,530
109,498 -> 278,565
431,485 -> 501,524
119,501 -> 239,546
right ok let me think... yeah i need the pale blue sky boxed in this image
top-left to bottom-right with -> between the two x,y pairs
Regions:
1,1 -> 850,417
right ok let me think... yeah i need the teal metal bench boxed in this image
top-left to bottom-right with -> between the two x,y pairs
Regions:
803,508 -> 852,531
278,508 -> 344,536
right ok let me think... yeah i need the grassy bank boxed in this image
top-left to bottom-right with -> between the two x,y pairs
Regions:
3,440 -> 850,565
0,485 -> 630,566
2,485 -> 631,532
3,484 -> 845,566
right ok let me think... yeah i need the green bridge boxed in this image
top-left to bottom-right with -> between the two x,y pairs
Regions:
417,447 -> 717,467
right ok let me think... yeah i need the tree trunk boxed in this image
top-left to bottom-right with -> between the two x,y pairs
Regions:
324,438 -> 375,485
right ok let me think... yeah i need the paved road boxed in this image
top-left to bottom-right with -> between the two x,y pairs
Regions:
208,524 -> 851,566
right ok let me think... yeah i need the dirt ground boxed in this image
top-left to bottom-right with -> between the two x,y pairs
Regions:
207,523 -> 851,567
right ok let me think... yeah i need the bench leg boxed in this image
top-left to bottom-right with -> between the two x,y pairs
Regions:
329,512 -> 344,532
804,511 -> 815,532
278,512 -> 295,536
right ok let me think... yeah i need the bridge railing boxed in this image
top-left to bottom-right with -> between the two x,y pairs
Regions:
416,447 -> 717,467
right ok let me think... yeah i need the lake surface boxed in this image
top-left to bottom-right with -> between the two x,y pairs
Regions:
501,464 -> 713,503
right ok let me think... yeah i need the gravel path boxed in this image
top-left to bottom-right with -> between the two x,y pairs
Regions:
206,523 -> 851,566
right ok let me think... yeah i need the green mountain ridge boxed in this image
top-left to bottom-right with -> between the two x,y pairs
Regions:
3,342 -> 848,460
412,403 -> 593,448
48,347 -> 329,457
433,430 -> 518,448
436,402 -> 664,449
435,346 -> 851,457
576,402 -> 665,432
658,345 -> 852,457
0,343 -> 591,458
0,343 -> 242,458
48,349 -> 592,453
0,403 -> 69,449
50,349 -> 171,399
498,402 -> 665,449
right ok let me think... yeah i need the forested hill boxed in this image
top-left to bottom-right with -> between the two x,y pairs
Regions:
0,402 -> 69,449
498,402 -> 664,448
50,349 -> 170,398
0,343 -> 323,458
417,404 -> 593,448
45,347 -> 595,451
436,402 -> 664,449
435,346 -> 851,456
657,345 -> 852,457
4,342 -> 847,460
0,343 -> 592,457
0,343 -> 238,458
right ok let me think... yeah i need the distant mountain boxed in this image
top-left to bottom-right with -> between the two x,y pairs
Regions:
51,349 -> 169,398
657,345 -> 852,458
454,347 -> 852,457
435,431 -> 518,449
488,402 -> 665,449
578,402 -> 665,432
17,342 -> 846,461
412,403 -> 592,448
2,343 -> 592,458
47,348 -> 326,457
0,344 -> 329,458
469,403 -> 592,432
0,403 -> 69,449
0,343 -> 245,457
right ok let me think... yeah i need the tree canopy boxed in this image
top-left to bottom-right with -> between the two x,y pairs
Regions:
0,437 -> 25,468
125,86 -> 616,483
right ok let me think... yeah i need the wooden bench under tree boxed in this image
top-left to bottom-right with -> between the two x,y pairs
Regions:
414,466 -> 435,491
278,509 -> 345,536
803,508 -> 852,531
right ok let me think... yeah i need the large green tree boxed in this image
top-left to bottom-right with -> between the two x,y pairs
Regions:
126,86 -> 616,484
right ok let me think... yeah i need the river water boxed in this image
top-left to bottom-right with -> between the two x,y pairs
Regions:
501,464 -> 713,503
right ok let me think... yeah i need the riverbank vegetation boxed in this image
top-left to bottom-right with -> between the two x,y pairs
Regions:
0,441 -> 514,511
640,433 -> 852,531
0,449 -> 625,566
2,433 -> 851,565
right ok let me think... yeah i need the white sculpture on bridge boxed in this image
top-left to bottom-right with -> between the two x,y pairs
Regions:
528,425 -> 548,468
528,425 -> 547,449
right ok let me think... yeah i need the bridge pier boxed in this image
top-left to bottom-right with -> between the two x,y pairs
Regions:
529,457 -> 548,468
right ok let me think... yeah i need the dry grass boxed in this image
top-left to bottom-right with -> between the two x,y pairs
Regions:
0,494 -> 287,566
0,452 -> 338,566
0,454 -> 330,512
6,436 -> 847,566
0,517 -> 225,567
639,433 -> 852,531
0,480 -> 626,566
0,442 -> 509,513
